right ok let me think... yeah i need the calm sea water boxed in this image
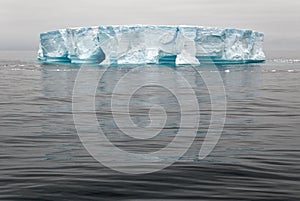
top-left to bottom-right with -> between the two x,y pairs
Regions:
0,52 -> 300,200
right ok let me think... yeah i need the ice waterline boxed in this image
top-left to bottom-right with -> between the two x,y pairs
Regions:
38,25 -> 265,65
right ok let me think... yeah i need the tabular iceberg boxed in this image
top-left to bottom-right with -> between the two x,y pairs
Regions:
38,25 -> 265,65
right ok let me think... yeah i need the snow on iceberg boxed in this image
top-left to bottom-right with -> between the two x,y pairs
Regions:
38,25 -> 265,65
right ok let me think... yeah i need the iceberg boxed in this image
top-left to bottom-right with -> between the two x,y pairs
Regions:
38,25 -> 265,65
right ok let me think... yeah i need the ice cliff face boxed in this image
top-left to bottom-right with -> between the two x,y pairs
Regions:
38,25 -> 265,65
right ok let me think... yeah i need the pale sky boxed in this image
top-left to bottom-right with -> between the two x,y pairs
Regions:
1,0 -> 299,57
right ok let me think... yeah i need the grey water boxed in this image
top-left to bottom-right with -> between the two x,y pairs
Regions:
0,52 -> 300,200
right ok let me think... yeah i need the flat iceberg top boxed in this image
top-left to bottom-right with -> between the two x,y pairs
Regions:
38,25 -> 265,65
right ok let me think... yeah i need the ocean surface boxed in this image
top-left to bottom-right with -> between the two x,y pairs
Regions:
0,51 -> 300,200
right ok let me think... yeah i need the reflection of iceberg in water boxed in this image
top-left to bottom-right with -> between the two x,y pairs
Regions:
200,64 -> 263,163
40,66 -> 80,161
176,64 -> 263,162
96,66 -> 182,154
38,25 -> 265,65
40,63 -> 263,163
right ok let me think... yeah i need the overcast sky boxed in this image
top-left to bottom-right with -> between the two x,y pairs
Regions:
1,0 -> 299,57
